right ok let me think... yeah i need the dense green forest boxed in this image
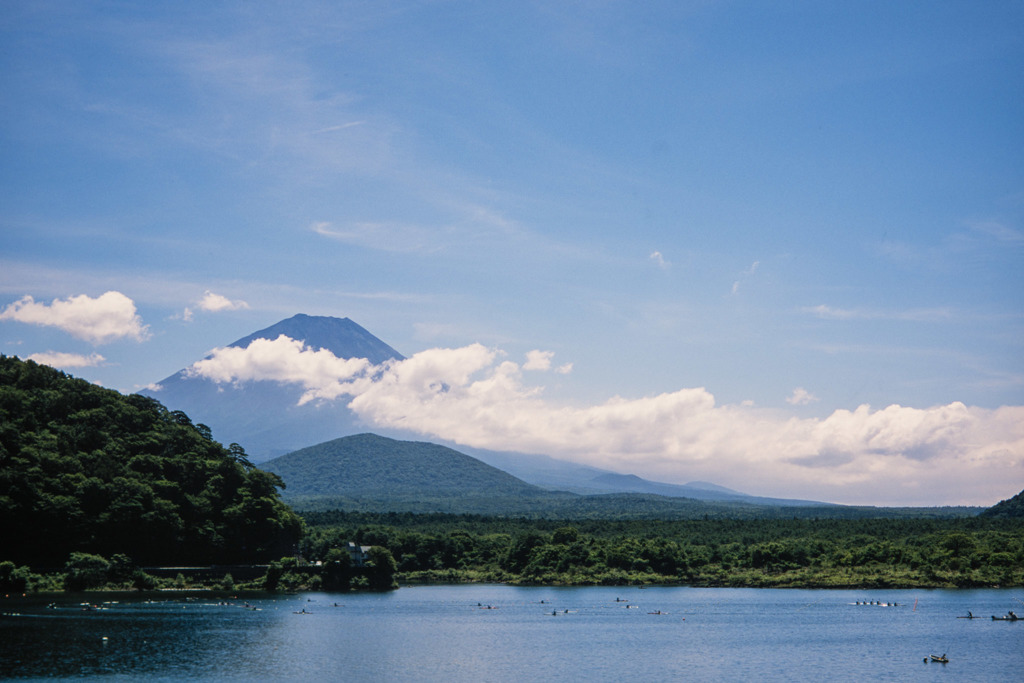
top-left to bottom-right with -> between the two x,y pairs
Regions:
286,492 -> 982,520
982,488 -> 1024,518
0,355 -> 303,567
263,433 -> 544,497
296,511 -> 1024,589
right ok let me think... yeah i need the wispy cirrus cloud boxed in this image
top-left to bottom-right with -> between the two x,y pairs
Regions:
968,220 -> 1024,244
803,304 -> 953,322
731,260 -> 759,295
184,335 -> 1024,505
311,221 -> 444,254
0,291 -> 150,344
26,351 -> 106,369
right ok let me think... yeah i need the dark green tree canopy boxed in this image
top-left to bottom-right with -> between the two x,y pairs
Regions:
982,489 -> 1024,518
0,355 -> 303,566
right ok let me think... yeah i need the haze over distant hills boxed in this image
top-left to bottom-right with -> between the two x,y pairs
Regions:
262,433 -> 982,519
143,314 -> 800,502
263,432 -> 790,505
140,314 -> 971,511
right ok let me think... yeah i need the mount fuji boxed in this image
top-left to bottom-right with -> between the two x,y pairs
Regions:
141,314 -> 406,462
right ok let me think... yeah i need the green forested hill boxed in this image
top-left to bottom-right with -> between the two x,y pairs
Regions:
0,355 -> 303,566
262,433 -> 547,498
263,434 -> 980,521
982,488 -> 1024,518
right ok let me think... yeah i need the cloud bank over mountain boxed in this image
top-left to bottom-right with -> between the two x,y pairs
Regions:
187,335 -> 1024,506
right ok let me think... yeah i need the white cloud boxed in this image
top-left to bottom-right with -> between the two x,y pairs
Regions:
649,251 -> 669,269
27,351 -> 106,369
521,352 -> 572,374
523,350 -> 554,371
185,334 -> 373,405
197,291 -> 249,312
786,387 -> 819,405
187,336 -> 1024,505
0,291 -> 150,344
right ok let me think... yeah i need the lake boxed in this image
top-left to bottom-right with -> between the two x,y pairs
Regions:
2,585 -> 1022,681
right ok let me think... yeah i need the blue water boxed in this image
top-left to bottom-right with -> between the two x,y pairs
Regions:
2,586 -> 1022,681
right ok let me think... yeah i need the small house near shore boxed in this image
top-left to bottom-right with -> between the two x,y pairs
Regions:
347,542 -> 372,567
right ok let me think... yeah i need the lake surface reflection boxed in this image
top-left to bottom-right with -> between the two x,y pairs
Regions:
2,585 -> 1022,681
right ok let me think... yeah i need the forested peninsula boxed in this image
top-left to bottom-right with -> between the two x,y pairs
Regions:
2,355 -> 1022,593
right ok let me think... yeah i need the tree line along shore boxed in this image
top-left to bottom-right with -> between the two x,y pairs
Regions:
4,513 -> 1022,594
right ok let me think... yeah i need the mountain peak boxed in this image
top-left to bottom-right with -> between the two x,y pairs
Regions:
228,315 -> 404,364
142,315 -> 406,461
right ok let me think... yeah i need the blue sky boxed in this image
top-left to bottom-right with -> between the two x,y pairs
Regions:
2,1 -> 1022,506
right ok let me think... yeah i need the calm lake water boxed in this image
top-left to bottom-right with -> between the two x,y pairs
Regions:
2,585 -> 1022,681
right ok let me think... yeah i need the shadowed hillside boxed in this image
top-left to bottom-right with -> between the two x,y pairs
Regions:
262,433 -> 544,498
981,488 -> 1024,518
0,355 -> 302,566
262,433 -> 982,520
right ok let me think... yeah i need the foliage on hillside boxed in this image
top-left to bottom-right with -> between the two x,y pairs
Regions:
287,490 -> 979,520
297,511 -> 1024,588
981,488 -> 1024,518
0,355 -> 303,566
267,434 -> 982,520
263,433 -> 545,497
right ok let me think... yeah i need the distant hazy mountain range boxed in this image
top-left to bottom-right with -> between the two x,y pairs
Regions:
261,433 -> 840,518
143,314 -> 814,506
262,433 -> 986,519
143,314 -> 980,514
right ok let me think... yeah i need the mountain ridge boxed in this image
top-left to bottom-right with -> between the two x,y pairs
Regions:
260,432 -> 981,519
262,433 -> 544,498
137,314 -> 977,511
141,315 -> 407,461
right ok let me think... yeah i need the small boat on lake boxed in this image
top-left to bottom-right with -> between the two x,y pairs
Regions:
929,654 -> 949,664
991,611 -> 1019,621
